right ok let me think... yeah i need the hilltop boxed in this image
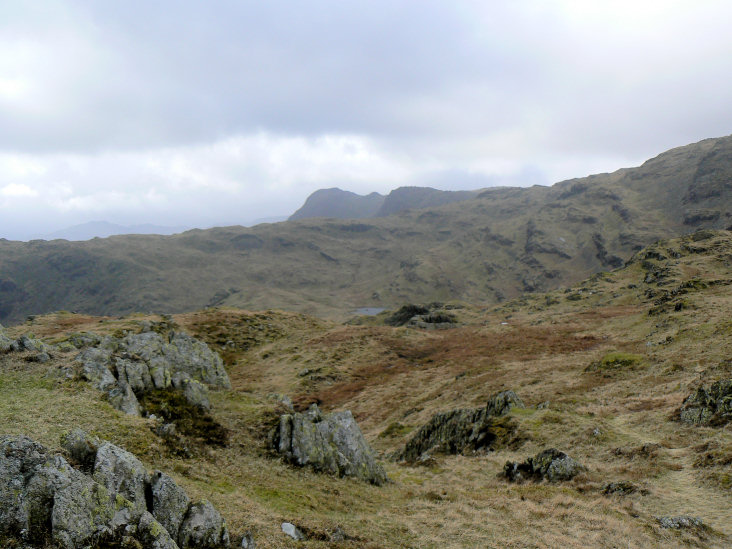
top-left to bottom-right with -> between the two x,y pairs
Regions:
1,230 -> 730,547
289,186 -> 483,221
0,135 -> 731,324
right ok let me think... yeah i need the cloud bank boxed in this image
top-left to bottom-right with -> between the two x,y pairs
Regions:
1,1 -> 731,238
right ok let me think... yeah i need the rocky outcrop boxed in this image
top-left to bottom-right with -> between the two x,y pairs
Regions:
0,326 -> 51,361
503,448 -> 585,482
398,390 -> 524,462
74,330 -> 230,416
678,379 -> 732,425
0,323 -> 12,353
272,404 -> 388,485
0,431 -> 231,548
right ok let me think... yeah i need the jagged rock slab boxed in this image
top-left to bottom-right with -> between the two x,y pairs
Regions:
273,404 -> 388,485
398,390 -> 524,462
678,379 -> 732,425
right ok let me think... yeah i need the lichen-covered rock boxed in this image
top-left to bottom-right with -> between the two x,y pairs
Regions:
178,500 -> 230,549
657,515 -> 706,530
151,471 -> 190,542
485,390 -> 525,416
115,357 -> 154,395
137,511 -> 181,549
93,442 -> 149,515
60,428 -> 100,471
75,330 -> 229,418
0,436 -> 82,545
122,331 -> 230,389
108,383 -> 142,416
398,390 -> 524,462
76,347 -> 117,391
12,335 -> 48,353
0,433 -> 231,549
274,404 -> 388,485
504,448 -> 584,482
172,372 -> 211,411
678,379 -> 732,425
0,324 -> 13,353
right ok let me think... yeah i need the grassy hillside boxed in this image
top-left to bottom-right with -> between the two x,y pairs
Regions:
2,230 -> 730,547
0,135 -> 731,324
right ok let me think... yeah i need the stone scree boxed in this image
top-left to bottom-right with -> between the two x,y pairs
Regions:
273,403 -> 388,485
0,430 -> 231,548
74,330 -> 231,416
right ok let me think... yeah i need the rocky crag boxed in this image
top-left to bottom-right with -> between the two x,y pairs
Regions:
0,431 -> 230,548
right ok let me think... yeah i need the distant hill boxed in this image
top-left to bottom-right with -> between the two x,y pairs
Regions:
289,186 -> 483,220
375,186 -> 482,217
289,188 -> 385,220
1,135 -> 731,323
43,221 -> 189,241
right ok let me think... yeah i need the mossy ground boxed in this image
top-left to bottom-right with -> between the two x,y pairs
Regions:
2,232 -> 731,547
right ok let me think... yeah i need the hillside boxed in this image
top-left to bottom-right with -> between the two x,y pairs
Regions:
1,230 -> 730,547
1,135 -> 731,324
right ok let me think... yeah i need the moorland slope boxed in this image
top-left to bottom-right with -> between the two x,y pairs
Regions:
1,230 -> 730,547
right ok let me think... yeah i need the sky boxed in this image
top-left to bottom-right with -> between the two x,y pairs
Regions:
1,0 -> 732,240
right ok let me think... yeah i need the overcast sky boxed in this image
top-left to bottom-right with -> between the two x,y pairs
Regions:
2,1 -> 732,239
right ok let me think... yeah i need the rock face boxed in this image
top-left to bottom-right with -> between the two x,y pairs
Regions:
0,431 -> 231,548
273,404 -> 388,485
73,329 -> 230,416
678,379 -> 732,425
503,448 -> 585,482
398,390 -> 524,462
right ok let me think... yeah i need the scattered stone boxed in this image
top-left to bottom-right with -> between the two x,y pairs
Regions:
536,401 -> 550,410
504,448 -> 585,482
602,481 -> 637,496
273,404 -> 388,485
657,516 -> 706,530
398,390 -> 524,462
240,531 -> 256,548
281,522 -> 306,541
329,526 -> 349,542
178,500 -> 230,549
678,379 -> 732,425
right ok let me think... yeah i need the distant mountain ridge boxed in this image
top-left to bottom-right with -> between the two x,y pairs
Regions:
289,186 -> 484,220
43,221 -> 189,241
1,135 -> 731,323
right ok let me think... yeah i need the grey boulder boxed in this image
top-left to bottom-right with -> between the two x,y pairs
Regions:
274,404 -> 388,485
504,448 -> 585,482
178,500 -> 230,549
